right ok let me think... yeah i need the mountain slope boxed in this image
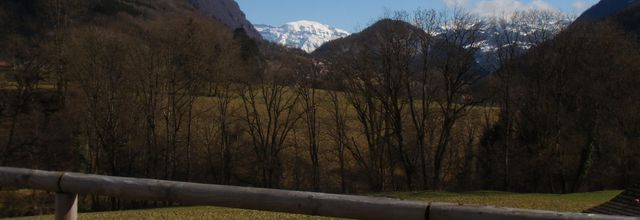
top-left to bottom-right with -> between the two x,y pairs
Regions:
611,4 -> 640,33
190,0 -> 261,39
575,0 -> 640,22
256,20 -> 350,53
312,19 -> 423,57
0,0 -> 261,40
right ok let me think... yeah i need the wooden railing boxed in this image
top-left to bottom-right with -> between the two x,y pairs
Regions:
0,167 -> 636,220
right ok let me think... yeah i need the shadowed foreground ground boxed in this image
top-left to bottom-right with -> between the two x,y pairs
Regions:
6,190 -> 621,220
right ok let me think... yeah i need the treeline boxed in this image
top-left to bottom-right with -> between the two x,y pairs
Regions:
1,1 -> 640,216
481,20 -> 640,193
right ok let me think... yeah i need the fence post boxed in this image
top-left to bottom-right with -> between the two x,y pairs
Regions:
55,193 -> 78,220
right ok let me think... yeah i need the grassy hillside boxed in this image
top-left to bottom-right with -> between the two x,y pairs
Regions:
5,190 -> 620,220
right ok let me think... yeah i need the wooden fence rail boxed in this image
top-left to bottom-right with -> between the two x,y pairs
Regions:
0,167 -> 637,220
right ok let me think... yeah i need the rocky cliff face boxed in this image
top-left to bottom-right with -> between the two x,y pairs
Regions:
189,0 -> 261,39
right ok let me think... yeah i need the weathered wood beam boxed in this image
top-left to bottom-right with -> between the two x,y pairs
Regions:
0,167 -> 63,192
0,167 -> 638,220
0,167 -> 428,220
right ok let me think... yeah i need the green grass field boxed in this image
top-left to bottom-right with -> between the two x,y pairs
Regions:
5,190 -> 620,220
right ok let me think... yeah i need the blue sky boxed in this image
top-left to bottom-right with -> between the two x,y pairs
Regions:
236,0 -> 599,32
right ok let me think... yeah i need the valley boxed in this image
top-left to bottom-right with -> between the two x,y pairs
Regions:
1,0 -> 640,218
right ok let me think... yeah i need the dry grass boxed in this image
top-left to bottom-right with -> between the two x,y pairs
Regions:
373,190 -> 621,213
7,206 -> 339,220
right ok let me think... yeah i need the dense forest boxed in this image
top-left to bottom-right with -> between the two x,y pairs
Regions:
1,0 -> 639,217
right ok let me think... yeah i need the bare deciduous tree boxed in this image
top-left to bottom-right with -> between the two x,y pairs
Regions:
296,61 -> 322,191
241,63 -> 301,188
430,9 -> 486,189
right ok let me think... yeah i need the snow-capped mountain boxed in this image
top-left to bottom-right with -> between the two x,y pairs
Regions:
474,18 -> 570,71
256,20 -> 351,53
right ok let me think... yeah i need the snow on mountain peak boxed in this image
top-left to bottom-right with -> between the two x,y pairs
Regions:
256,20 -> 351,53
286,20 -> 327,28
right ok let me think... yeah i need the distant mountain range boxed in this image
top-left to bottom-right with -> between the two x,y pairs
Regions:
255,20 -> 350,53
313,18 -> 568,73
476,17 -> 570,70
252,0 -> 640,57
188,0 -> 640,45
